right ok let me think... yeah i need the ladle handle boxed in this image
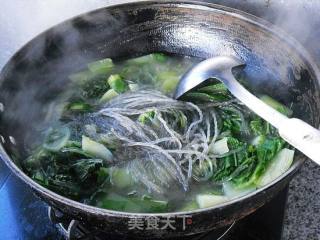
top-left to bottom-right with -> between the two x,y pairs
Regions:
279,118 -> 320,164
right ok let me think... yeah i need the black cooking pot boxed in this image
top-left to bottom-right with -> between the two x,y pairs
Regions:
0,1 -> 319,239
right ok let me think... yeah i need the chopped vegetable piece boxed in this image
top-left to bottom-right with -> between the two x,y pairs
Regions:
100,89 -> 118,103
223,182 -> 255,199
66,101 -> 93,112
107,74 -> 128,93
128,83 -> 139,91
179,201 -> 198,211
138,111 -> 156,124
251,135 -> 265,146
88,58 -> 114,75
196,194 -> 229,208
257,148 -> 294,187
210,137 -> 229,155
111,168 -> 134,189
127,55 -> 153,65
82,136 -> 113,162
157,71 -> 180,93
100,193 -> 168,213
100,193 -> 141,212
260,95 -> 293,117
43,126 -> 70,151
140,198 -> 169,213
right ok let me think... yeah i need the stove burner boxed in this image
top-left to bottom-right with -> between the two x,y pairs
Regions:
48,207 -> 236,240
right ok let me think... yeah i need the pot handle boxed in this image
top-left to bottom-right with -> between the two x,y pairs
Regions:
279,118 -> 320,165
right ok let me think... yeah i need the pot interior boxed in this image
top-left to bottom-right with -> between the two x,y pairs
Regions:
0,1 -> 319,210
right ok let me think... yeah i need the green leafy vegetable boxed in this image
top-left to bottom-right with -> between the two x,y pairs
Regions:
184,92 -> 229,102
128,83 -> 139,91
72,159 -> 104,182
157,71 -> 180,93
87,58 -> 114,75
126,55 -> 153,65
111,168 -> 134,189
250,118 -> 266,136
99,89 -> 118,103
43,126 -> 70,151
138,111 -> 156,124
97,167 -> 109,184
257,148 -> 294,187
65,101 -> 93,113
260,95 -> 293,117
107,74 -> 128,93
196,194 -> 229,209
179,201 -> 198,211
231,137 -> 285,189
99,193 -> 168,213
198,83 -> 228,94
210,137 -> 229,155
82,135 -> 113,162
80,76 -> 110,99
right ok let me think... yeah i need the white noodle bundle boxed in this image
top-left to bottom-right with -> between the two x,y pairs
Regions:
84,90 -> 229,193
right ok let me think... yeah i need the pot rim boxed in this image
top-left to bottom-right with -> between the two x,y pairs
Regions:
0,0 -> 318,218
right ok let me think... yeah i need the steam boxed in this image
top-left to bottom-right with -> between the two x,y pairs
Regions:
210,0 -> 320,57
0,1 -> 318,163
0,0 -> 140,68
1,1 -> 319,75
0,0 -> 145,152
268,1 -> 320,57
